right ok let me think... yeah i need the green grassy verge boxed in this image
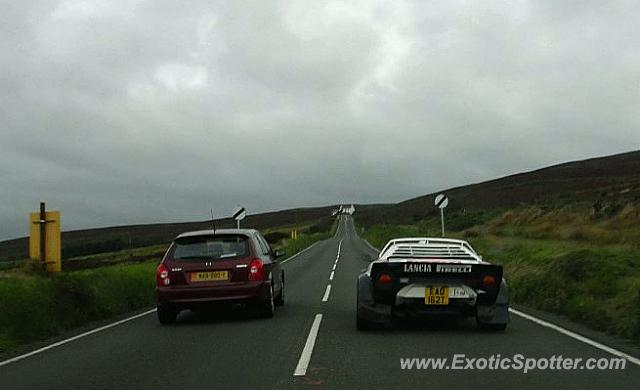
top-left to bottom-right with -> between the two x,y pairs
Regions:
357,205 -> 640,344
0,261 -> 157,354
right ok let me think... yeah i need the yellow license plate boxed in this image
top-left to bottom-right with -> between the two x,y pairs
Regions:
190,271 -> 228,282
425,286 -> 449,305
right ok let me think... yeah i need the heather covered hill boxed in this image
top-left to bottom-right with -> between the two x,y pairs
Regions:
356,150 -> 640,226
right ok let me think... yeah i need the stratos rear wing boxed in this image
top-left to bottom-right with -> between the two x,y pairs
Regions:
378,237 -> 482,262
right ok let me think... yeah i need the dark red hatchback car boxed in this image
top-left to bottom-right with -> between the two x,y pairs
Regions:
155,229 -> 285,324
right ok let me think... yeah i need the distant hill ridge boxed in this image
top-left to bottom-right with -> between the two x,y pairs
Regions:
2,150 -> 638,260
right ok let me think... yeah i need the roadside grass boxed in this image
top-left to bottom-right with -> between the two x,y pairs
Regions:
470,237 -> 640,342
61,244 -> 167,270
357,204 -> 640,344
276,231 -> 331,257
486,204 -> 640,248
272,216 -> 338,257
0,261 -> 157,354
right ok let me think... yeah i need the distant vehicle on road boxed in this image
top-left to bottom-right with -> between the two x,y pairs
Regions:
155,229 -> 286,324
356,237 -> 509,331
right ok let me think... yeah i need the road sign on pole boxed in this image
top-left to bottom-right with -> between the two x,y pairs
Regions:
434,194 -> 449,237
29,202 -> 61,273
232,206 -> 247,229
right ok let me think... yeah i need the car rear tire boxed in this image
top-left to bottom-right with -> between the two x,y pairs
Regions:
274,277 -> 285,307
157,305 -> 177,324
259,285 -> 275,318
356,300 -> 382,331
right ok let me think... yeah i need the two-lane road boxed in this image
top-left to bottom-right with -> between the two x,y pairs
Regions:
1,216 -> 639,389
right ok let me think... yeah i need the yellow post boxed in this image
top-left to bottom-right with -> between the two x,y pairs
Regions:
29,207 -> 61,273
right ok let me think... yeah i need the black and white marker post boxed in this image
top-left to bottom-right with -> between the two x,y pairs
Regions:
434,194 -> 449,237
232,206 -> 247,229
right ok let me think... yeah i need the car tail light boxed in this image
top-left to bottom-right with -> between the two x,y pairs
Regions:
378,273 -> 392,285
248,258 -> 264,281
156,263 -> 171,286
482,274 -> 496,287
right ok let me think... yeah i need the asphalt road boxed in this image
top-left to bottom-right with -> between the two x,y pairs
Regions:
1,216 -> 639,389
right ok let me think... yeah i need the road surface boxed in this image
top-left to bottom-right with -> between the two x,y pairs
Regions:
1,216 -> 639,389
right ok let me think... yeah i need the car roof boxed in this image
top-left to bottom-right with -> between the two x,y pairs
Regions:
175,229 -> 259,240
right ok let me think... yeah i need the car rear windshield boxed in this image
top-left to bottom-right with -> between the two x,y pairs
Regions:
172,235 -> 249,260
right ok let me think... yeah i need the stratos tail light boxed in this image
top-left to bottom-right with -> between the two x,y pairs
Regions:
482,274 -> 497,287
378,273 -> 392,285
156,263 -> 171,286
248,258 -> 264,281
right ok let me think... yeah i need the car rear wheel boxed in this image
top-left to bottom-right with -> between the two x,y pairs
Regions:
274,275 -> 285,306
259,285 -> 275,318
356,291 -> 380,331
157,305 -> 177,324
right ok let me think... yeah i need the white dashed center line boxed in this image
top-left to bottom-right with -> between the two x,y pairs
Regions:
322,284 -> 332,302
294,314 -> 324,376
294,238 -> 343,377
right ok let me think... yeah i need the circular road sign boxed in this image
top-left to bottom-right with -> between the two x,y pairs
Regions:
232,206 -> 247,221
434,194 -> 449,209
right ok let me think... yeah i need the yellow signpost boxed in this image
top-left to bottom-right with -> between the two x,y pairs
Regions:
29,202 -> 61,273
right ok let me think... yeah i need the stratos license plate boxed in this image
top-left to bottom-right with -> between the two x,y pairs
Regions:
190,271 -> 228,282
425,286 -> 449,305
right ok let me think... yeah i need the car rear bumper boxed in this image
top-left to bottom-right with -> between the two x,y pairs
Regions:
393,299 -> 477,318
156,281 -> 270,307
357,299 -> 476,322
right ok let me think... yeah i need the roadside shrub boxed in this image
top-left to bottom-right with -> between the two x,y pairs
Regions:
463,229 -> 479,238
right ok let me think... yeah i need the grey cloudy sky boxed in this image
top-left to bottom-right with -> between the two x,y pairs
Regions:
1,0 -> 639,240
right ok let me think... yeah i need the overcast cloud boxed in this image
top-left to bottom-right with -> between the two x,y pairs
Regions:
1,0 -> 639,240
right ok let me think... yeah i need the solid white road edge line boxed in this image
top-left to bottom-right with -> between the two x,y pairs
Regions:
510,308 -> 640,367
0,308 -> 157,368
322,285 -> 332,302
294,314 -> 323,376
